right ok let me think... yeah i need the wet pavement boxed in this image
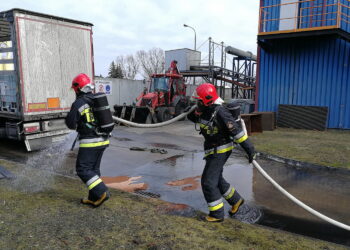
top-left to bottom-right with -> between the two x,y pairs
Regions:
0,121 -> 349,246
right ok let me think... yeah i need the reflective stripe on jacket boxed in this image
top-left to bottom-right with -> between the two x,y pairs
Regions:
187,104 -> 250,152
204,142 -> 234,157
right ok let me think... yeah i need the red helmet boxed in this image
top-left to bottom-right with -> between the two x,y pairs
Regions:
192,83 -> 219,106
71,73 -> 93,93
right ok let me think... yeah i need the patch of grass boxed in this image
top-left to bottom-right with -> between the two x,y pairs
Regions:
0,160 -> 345,249
250,128 -> 350,169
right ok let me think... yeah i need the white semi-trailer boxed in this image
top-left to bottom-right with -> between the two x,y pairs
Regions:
0,9 -> 94,151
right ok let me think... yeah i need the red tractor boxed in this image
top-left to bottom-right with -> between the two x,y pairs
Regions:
114,61 -> 189,123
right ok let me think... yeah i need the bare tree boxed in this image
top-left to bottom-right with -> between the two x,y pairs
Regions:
136,48 -> 165,79
116,55 -> 139,80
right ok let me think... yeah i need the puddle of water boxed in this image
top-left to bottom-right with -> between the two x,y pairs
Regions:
253,158 -> 350,224
101,175 -> 148,192
112,152 -> 253,218
253,158 -> 350,246
232,204 -> 263,224
103,151 -> 350,246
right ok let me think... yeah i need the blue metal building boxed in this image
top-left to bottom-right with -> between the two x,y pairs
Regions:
257,0 -> 350,129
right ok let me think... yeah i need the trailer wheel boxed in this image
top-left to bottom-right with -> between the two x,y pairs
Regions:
156,107 -> 171,122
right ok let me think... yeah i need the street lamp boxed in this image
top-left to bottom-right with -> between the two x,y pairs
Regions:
183,24 -> 196,51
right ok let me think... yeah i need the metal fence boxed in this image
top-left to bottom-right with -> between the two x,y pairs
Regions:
259,0 -> 350,34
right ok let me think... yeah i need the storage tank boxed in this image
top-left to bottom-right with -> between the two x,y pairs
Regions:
165,48 -> 201,71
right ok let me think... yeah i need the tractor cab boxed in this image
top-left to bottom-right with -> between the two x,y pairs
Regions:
145,73 -> 186,108
150,76 -> 169,92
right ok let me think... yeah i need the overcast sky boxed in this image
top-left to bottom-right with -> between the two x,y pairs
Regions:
3,0 -> 260,77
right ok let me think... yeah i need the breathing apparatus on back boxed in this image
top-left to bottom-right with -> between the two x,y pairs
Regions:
71,73 -> 115,136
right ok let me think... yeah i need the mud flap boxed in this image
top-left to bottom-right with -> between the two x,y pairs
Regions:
24,130 -> 69,151
230,203 -> 263,224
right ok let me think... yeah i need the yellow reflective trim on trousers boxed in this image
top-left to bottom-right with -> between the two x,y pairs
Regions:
208,202 -> 224,211
80,140 -> 110,148
235,134 -> 248,144
88,178 -> 102,190
204,146 -> 234,157
224,188 -> 235,200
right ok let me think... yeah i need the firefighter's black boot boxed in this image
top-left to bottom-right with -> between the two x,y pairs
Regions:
204,215 -> 224,223
229,198 -> 244,216
81,191 -> 110,207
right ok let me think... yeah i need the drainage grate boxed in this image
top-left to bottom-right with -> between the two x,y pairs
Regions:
134,190 -> 161,198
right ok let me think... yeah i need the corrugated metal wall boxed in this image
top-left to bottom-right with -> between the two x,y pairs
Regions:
258,37 -> 350,129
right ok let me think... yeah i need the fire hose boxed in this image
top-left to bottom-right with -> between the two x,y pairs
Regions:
240,119 -> 350,231
113,106 -> 350,231
112,105 -> 198,128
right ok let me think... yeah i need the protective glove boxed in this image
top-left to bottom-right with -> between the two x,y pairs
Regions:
197,100 -> 205,111
248,152 -> 256,163
239,138 -> 256,163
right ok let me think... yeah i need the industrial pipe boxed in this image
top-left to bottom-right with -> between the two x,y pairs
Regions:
225,46 -> 257,61
112,105 -> 197,128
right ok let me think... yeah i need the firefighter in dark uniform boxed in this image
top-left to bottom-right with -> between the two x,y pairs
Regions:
65,73 -> 110,207
188,83 -> 256,222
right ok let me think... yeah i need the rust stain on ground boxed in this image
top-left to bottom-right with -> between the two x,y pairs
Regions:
166,176 -> 201,191
101,176 -> 148,192
156,202 -> 197,217
156,203 -> 189,212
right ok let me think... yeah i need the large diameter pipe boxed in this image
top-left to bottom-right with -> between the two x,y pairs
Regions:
112,105 -> 197,128
225,46 -> 257,61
